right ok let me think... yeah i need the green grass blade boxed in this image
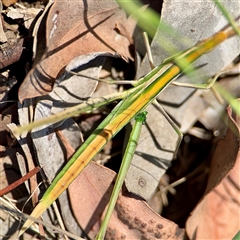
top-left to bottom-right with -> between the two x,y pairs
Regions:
213,0 -> 240,36
213,83 -> 240,116
232,231 -> 240,240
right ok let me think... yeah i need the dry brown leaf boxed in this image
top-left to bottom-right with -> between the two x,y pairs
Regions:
18,0 -> 134,102
69,162 -> 184,239
6,7 -> 42,29
186,157 -> 240,239
186,100 -> 240,239
0,7 -> 7,43
2,0 -> 18,7
0,104 -> 18,146
0,39 -> 24,69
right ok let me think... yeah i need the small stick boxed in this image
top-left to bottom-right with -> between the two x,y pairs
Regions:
0,167 -> 41,197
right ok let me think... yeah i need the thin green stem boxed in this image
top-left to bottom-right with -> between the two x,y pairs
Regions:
212,0 -> 240,36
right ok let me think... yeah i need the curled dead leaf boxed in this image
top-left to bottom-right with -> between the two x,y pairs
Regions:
18,0 -> 134,102
69,162 -> 184,239
186,99 -> 240,240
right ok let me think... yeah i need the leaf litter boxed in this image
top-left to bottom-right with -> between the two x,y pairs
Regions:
0,0 -> 239,239
18,0 -> 135,102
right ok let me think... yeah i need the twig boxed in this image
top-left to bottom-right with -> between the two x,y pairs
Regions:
0,166 -> 41,197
